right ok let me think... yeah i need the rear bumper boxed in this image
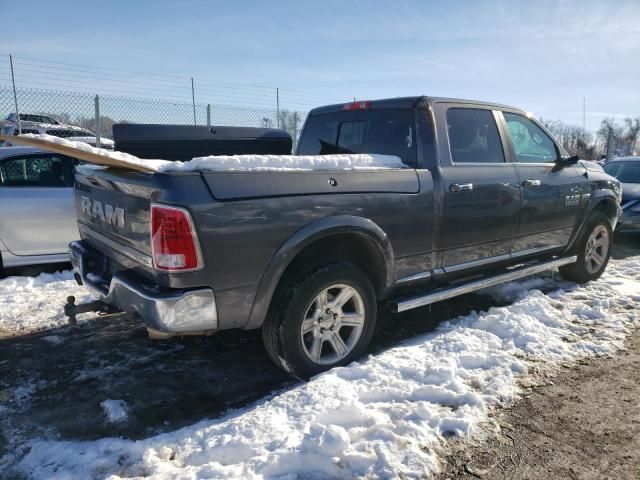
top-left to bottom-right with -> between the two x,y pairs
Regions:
69,241 -> 218,334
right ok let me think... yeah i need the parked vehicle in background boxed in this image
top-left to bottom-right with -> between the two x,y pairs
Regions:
0,122 -> 114,149
0,147 -> 79,272
604,157 -> 640,232
68,96 -> 622,377
3,112 -> 61,126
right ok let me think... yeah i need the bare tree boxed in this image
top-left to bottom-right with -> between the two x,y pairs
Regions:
540,118 -> 601,160
80,115 -> 116,138
622,117 -> 640,153
277,110 -> 303,147
596,117 -> 640,157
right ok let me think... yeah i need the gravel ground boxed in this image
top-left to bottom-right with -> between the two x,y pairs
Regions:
438,330 -> 640,480
438,232 -> 640,480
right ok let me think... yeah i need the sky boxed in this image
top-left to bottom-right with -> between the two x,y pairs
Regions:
1,0 -> 639,132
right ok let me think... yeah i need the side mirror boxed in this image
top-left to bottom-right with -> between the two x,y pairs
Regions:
554,155 -> 580,170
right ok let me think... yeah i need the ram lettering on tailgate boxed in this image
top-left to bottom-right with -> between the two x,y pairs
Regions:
80,196 -> 125,229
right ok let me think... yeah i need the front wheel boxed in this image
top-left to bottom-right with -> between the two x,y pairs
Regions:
559,211 -> 613,283
262,262 -> 377,378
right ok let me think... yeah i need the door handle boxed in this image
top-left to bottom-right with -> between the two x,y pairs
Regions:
449,183 -> 473,193
522,179 -> 541,187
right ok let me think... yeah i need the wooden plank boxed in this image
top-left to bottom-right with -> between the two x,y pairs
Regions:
0,134 -> 156,173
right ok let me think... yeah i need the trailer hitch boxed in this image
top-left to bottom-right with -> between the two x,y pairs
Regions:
64,295 -> 122,325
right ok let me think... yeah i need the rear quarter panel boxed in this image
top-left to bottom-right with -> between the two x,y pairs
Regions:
195,169 -> 434,329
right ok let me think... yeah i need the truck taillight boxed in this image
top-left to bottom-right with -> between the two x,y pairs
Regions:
342,101 -> 371,111
151,204 -> 202,271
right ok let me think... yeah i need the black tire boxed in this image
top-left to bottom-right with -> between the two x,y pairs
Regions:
262,262 -> 377,379
559,211 -> 613,283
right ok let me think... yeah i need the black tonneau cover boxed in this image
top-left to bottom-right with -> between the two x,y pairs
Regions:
113,124 -> 293,161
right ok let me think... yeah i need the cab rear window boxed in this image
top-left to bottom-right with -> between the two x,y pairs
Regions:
297,109 -> 416,166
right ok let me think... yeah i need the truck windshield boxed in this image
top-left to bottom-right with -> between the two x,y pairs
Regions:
297,108 -> 416,166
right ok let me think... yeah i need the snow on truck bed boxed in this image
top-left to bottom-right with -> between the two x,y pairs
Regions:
21,134 -> 407,172
12,256 -> 640,479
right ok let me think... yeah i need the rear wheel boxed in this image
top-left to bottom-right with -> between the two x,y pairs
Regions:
262,262 -> 377,378
559,212 -> 612,283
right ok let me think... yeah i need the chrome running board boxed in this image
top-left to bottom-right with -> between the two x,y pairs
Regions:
390,255 -> 577,313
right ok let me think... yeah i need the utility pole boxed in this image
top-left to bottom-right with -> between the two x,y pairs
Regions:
276,88 -> 280,129
9,54 -> 21,134
191,78 -> 197,126
606,126 -> 615,162
582,97 -> 586,132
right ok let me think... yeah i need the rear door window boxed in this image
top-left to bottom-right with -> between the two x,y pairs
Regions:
446,108 -> 505,164
297,108 -> 416,166
0,155 -> 73,187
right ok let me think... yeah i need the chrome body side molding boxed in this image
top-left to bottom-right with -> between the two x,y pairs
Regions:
396,271 -> 431,284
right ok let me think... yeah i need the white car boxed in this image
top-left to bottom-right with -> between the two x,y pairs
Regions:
3,112 -> 61,126
0,146 -> 79,272
0,120 -> 114,150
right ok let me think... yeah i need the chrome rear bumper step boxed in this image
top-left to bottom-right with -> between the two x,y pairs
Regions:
390,256 -> 577,313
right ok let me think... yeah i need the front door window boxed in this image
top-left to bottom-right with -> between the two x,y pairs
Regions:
503,113 -> 558,164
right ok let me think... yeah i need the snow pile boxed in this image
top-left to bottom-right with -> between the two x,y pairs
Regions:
164,153 -> 407,172
15,256 -> 640,479
21,134 -> 406,172
0,271 -> 88,337
66,136 -> 115,147
101,400 -> 129,424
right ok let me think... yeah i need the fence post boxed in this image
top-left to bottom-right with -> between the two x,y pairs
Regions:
94,95 -> 101,148
191,78 -> 197,126
276,88 -> 280,129
207,104 -> 211,127
9,54 -> 21,134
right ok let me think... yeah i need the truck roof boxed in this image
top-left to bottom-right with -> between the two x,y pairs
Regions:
309,96 -> 527,115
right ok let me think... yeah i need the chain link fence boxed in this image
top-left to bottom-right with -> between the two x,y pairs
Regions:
1,85 -> 308,150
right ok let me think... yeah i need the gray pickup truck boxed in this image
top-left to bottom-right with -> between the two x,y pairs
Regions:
68,96 -> 622,377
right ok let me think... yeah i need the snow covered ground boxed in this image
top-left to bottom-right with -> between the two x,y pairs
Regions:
0,271 -> 89,337
7,255 -> 639,479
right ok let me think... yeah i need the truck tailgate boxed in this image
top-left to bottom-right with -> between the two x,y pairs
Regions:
74,167 -> 207,265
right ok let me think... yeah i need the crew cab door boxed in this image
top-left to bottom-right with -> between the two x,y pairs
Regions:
0,153 -> 78,256
498,112 -> 583,253
435,105 -> 521,270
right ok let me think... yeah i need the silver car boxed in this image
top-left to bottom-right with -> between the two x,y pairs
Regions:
0,147 -> 79,271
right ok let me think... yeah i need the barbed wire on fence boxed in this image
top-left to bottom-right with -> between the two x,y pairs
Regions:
0,53 -> 346,110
